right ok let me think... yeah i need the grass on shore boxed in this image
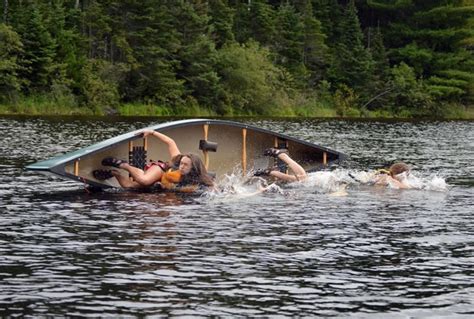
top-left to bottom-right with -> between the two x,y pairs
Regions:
1,98 -> 472,119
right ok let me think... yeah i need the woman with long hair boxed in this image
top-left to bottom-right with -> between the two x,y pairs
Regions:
92,130 -> 213,191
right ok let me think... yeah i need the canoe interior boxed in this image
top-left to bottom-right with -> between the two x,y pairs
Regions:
34,121 -> 343,188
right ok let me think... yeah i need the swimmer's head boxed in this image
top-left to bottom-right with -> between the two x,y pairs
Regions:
389,162 -> 410,179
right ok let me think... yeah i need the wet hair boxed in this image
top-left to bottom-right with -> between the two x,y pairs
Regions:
170,153 -> 214,187
389,162 -> 410,176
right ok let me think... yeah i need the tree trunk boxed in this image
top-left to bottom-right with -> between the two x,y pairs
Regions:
3,0 -> 8,24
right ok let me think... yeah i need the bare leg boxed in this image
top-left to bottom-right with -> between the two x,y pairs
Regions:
269,153 -> 307,182
115,164 -> 164,187
112,170 -> 144,188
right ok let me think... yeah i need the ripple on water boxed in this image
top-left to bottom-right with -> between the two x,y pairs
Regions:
0,117 -> 473,316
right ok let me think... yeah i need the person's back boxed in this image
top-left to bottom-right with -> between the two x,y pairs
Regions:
374,162 -> 412,189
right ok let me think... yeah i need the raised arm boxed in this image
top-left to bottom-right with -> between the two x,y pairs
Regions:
140,129 -> 181,159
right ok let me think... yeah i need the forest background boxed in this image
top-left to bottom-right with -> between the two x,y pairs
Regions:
0,0 -> 473,118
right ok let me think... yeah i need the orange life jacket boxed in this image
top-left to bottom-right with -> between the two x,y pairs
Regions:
160,169 -> 182,189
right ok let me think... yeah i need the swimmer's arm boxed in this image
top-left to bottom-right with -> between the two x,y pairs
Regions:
373,174 -> 389,185
388,177 -> 411,189
269,171 -> 306,182
139,130 -> 180,158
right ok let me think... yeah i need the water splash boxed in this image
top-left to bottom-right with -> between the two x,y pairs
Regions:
203,171 -> 286,202
343,169 -> 448,192
206,169 -> 449,200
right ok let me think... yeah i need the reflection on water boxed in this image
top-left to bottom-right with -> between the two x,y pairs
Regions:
0,116 -> 473,317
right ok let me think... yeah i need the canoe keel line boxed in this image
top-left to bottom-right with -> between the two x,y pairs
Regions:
26,119 -> 346,189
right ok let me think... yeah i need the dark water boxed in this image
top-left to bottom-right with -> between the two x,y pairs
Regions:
1,116 -> 473,317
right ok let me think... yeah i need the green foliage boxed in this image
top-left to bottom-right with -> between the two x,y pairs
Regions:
172,1 -> 222,112
1,0 -> 472,118
334,84 -> 359,117
13,1 -> 58,93
299,0 -> 328,85
328,0 -> 374,98
208,0 -> 235,48
389,62 -> 434,114
80,59 -> 124,113
368,0 -> 474,106
274,3 -> 304,72
216,41 -> 292,115
0,23 -> 23,102
366,26 -> 391,110
233,0 -> 276,45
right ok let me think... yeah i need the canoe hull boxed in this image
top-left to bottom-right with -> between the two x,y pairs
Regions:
26,119 -> 345,188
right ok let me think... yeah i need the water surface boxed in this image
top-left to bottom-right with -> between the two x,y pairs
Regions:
1,116 -> 473,317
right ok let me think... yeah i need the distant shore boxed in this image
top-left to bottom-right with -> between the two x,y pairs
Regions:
1,101 -> 472,120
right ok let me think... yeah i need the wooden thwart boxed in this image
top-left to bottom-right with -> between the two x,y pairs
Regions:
242,128 -> 247,176
203,124 -> 209,169
74,160 -> 79,176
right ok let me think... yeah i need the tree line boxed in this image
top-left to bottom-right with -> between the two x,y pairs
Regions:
0,0 -> 473,117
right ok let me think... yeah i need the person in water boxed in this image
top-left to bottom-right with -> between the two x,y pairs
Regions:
254,148 -> 308,182
93,130 -> 214,191
253,148 -> 348,196
255,149 -> 415,193
372,162 -> 412,189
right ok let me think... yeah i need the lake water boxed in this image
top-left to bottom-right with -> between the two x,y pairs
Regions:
1,116 -> 473,317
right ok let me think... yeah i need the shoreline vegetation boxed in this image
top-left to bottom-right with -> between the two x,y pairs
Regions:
1,1 -> 472,120
0,98 -> 472,120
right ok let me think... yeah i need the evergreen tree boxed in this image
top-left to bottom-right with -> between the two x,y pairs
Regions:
367,0 -> 474,106
274,3 -> 304,72
233,0 -> 276,46
0,23 -> 23,101
298,0 -> 328,86
365,26 -> 391,109
41,1 -> 86,93
116,1 -> 185,106
171,1 -> 221,111
3,0 -> 8,24
209,0 -> 235,48
13,1 -> 58,93
312,0 -> 343,47
328,0 -> 374,100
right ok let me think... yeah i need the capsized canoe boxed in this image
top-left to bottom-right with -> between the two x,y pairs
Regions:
25,119 -> 346,188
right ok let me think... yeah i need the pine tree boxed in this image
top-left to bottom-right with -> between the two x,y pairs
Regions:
299,0 -> 328,86
3,0 -> 8,24
274,3 -> 304,71
365,26 -> 391,109
312,0 -> 343,48
171,0 -> 221,111
0,23 -> 23,101
367,0 -> 474,106
13,1 -> 57,93
328,0 -> 374,99
209,0 -> 235,48
233,0 -> 276,46
116,1 -> 185,106
41,1 -> 86,92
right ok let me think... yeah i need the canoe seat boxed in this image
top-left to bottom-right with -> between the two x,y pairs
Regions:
199,139 -> 218,152
129,146 -> 147,170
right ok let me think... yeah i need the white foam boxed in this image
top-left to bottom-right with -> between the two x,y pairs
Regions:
346,169 -> 449,192
203,168 -> 449,203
